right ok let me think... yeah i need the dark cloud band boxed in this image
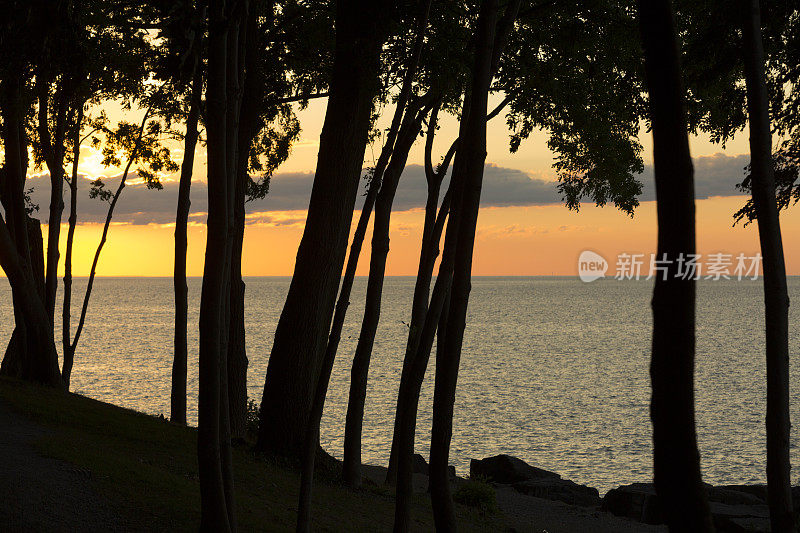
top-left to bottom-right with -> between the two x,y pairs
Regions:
23,153 -> 749,225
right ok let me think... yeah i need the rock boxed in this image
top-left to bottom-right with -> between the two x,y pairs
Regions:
715,516 -> 770,533
469,455 -> 560,484
602,483 -> 774,532
707,485 -> 765,506
718,485 -> 767,503
469,455 -> 598,507
601,483 -> 663,525
412,454 -> 429,475
449,465 -> 456,479
710,502 -> 769,533
512,477 -> 601,507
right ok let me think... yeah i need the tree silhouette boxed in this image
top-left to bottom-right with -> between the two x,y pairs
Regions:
0,1 -> 64,387
425,2 -> 515,528
676,0 -> 798,527
637,0 -> 713,529
226,0 -> 324,439
162,0 -> 207,426
740,0 -> 793,528
197,0 -> 247,528
256,0 -> 393,458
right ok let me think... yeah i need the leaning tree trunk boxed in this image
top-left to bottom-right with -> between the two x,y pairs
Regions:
342,103 -> 428,486
740,0 -> 794,530
171,67 -> 202,425
62,107 -> 152,387
428,2 -> 500,530
0,78 -> 62,388
637,0 -> 714,530
255,0 -> 391,458
62,108 -> 82,388
384,181 -> 451,486
296,109 -> 428,521
2,217 -> 47,377
386,55 -> 513,491
333,1 -> 431,486
393,230 -> 456,532
38,82 -> 68,328
0,215 -> 62,386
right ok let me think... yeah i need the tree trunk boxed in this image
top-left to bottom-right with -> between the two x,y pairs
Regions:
342,103 -> 428,486
63,108 -> 152,387
296,311 -> 339,533
198,0 -> 233,529
44,153 -> 64,326
385,103 -> 455,485
386,84 -> 510,490
389,57 -> 513,526
226,4 -> 260,440
62,108 -> 82,389
172,68 -> 203,425
2,217 -> 47,377
428,2 -> 500,529
256,0 -> 390,457
199,1 -> 248,528
226,89 -> 248,445
0,77 -> 62,388
333,2 -> 431,487
393,246 -> 455,532
740,1 -> 794,530
0,215 -> 61,386
227,258 -> 247,439
38,82 -> 68,328
637,0 -> 714,530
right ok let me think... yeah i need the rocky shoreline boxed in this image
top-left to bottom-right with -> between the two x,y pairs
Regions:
464,454 -> 779,533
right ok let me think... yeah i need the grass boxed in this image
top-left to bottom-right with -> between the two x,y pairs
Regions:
0,378 -> 504,532
453,476 -> 498,515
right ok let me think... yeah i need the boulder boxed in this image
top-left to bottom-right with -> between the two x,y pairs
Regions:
601,483 -> 663,525
707,485 -> 765,506
721,484 -> 800,509
412,454 -> 429,475
602,483 -> 774,532
718,485 -> 767,503
513,477 -> 600,507
469,455 -> 560,484
710,502 -> 769,533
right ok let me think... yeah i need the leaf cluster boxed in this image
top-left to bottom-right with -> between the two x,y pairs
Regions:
498,0 -> 645,215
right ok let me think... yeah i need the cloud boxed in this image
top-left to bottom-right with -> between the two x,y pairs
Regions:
637,153 -> 749,202
23,153 -> 750,225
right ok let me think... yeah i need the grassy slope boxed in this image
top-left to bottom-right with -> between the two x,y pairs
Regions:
0,378 -> 502,532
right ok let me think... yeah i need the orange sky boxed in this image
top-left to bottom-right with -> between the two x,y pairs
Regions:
6,95 -> 800,277
45,193 -> 799,277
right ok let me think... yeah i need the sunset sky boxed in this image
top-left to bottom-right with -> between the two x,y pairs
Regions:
13,94 -> 800,277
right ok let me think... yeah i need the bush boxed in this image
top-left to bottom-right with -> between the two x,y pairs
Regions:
453,477 -> 497,514
245,399 -> 260,440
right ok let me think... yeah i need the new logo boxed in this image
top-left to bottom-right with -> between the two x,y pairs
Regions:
578,250 -> 607,282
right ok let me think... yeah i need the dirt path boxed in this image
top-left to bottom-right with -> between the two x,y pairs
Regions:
495,485 -> 668,533
0,398 -> 126,532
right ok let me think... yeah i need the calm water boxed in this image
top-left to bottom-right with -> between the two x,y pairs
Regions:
2,276 -> 799,494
